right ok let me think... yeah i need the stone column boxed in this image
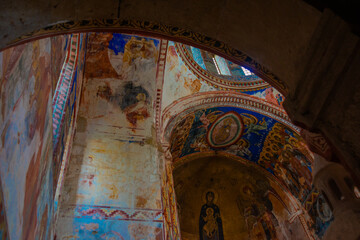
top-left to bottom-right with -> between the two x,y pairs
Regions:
313,153 -> 360,240
284,9 -> 360,180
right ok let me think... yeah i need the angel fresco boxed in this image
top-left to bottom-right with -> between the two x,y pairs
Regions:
227,139 -> 252,157
199,191 -> 224,240
241,114 -> 268,136
259,122 -> 313,202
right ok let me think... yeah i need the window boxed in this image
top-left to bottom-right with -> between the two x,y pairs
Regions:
241,66 -> 252,76
213,55 -> 231,76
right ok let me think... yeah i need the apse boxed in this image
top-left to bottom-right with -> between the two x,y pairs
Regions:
173,156 -> 306,240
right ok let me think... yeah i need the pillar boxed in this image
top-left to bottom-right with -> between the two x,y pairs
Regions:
313,153 -> 360,240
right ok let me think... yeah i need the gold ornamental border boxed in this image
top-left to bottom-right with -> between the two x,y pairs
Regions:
5,19 -> 288,94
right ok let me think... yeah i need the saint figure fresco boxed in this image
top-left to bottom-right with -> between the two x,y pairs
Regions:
199,191 -> 224,240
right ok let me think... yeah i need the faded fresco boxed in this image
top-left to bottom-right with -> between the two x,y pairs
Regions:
161,41 -> 216,110
0,182 -> 8,240
304,188 -> 334,238
51,35 -> 68,94
162,41 -> 285,112
249,87 -> 284,107
55,33 -> 164,239
0,38 -> 63,239
53,34 -> 87,192
174,157 -> 309,240
0,32 -> 334,240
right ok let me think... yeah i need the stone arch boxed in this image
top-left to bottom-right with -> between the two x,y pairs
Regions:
2,0 -> 360,175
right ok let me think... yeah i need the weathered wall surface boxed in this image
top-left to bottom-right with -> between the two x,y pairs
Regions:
0,0 -> 321,91
162,41 -> 285,112
52,34 -> 87,191
52,34 -> 87,225
51,35 -> 68,95
0,181 -> 8,240
161,41 -> 216,110
55,33 -> 164,239
0,38 -> 62,239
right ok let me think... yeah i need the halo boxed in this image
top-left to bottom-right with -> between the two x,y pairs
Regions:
239,183 -> 255,199
202,189 -> 219,204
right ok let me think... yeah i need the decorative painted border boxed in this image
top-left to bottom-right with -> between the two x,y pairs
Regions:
161,91 -> 300,143
155,39 -> 169,142
52,34 -> 81,148
6,19 -> 288,94
60,204 -> 163,222
175,43 -> 269,92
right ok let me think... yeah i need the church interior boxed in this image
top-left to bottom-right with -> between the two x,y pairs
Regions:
1,1 -> 360,240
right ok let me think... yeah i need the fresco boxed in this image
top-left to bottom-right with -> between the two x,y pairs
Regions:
51,35 -> 68,95
162,41 -> 285,113
161,41 -> 216,110
55,33 -> 165,239
0,37 -> 66,239
186,45 -> 258,81
170,107 -> 313,203
52,34 -> 87,223
174,157 -> 309,240
175,43 -> 269,92
53,34 -> 87,191
199,191 -> 224,240
161,158 -> 181,239
250,87 -> 285,107
0,182 -> 8,240
304,188 -> 333,238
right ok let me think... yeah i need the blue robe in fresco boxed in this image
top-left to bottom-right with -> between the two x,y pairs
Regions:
199,203 -> 224,240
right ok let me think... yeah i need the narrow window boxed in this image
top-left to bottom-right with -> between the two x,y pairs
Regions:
241,66 -> 252,76
212,57 -> 221,75
214,55 -> 231,76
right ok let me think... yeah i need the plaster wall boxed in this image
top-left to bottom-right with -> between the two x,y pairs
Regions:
55,33 -> 164,239
0,182 -> 8,239
0,38 -> 64,239
52,33 -> 87,218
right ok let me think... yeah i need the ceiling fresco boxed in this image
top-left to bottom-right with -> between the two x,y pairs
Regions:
169,104 -> 334,239
178,43 -> 265,85
161,41 -> 285,114
0,30 -> 335,240
170,107 -> 313,202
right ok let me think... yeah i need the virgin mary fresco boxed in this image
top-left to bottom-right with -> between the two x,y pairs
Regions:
199,191 -> 224,240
